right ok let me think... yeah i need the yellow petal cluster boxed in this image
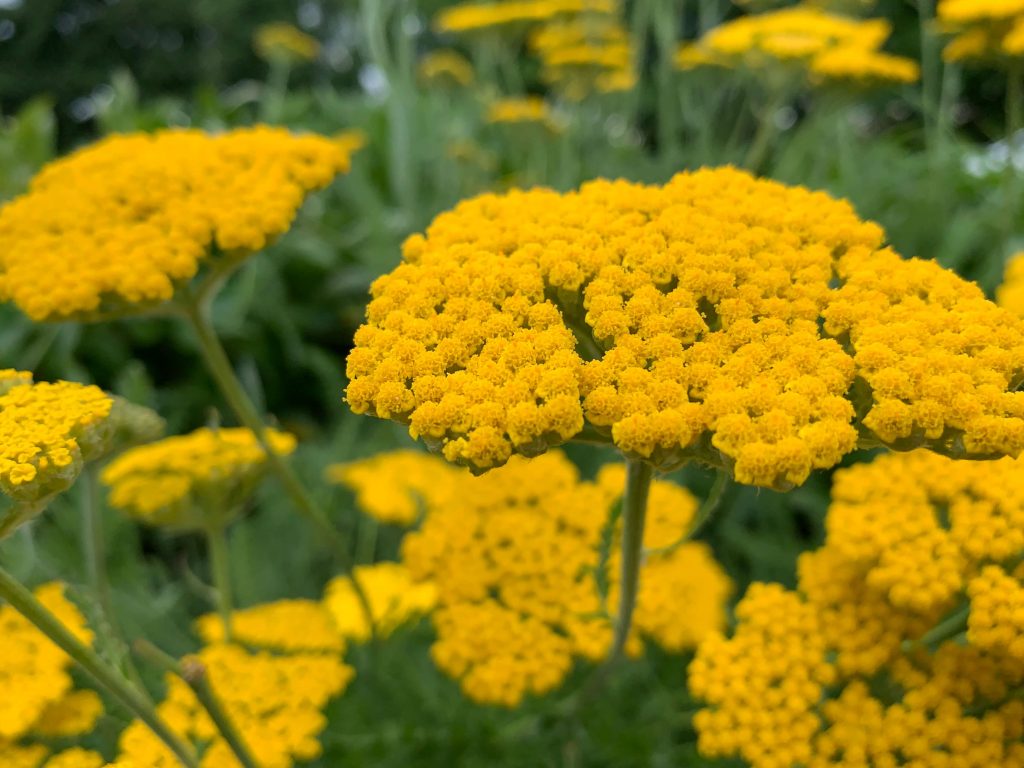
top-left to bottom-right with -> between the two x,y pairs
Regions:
323,562 -> 438,641
0,127 -> 354,322
195,599 -> 346,653
997,252 -> 1024,317
0,377 -> 112,524
435,0 -> 616,36
253,22 -> 320,62
677,7 -> 918,86
390,449 -> 730,705
0,584 -> 96,742
418,50 -> 475,87
101,427 -> 296,529
691,449 -> 1024,768
938,0 -> 1024,62
346,167 -> 1024,488
529,16 -> 636,98
0,747 -> 107,768
485,97 -> 564,132
117,643 -> 354,768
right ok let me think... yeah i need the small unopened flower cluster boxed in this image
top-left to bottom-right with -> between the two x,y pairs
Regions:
0,584 -> 107,768
435,0 -> 616,36
529,16 -> 636,98
0,374 -> 112,534
101,426 -> 296,529
338,449 -> 732,706
691,449 -> 1024,767
938,0 -> 1024,63
0,126 -> 356,322
346,167 -> 1024,489
676,6 -> 919,86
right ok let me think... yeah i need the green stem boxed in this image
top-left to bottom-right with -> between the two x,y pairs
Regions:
644,469 -> 728,556
177,296 -> 378,639
0,566 -> 198,768
743,86 -> 787,174
917,0 -> 939,153
204,524 -> 234,643
906,602 -> 970,652
261,56 -> 292,124
1008,61 -> 1023,144
572,422 -> 614,447
612,459 -> 653,660
135,640 -> 257,768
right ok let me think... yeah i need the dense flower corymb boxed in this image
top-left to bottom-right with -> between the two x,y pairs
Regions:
346,167 -> 1024,488
0,126 -> 356,322
101,426 -> 296,528
435,0 -> 616,36
938,0 -> 1024,62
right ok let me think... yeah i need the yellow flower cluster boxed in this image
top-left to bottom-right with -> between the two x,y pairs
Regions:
997,253 -> 1024,316
485,96 -> 564,131
387,450 -> 730,705
346,167 -> 1024,488
0,127 -> 355,322
677,6 -> 918,86
117,643 -> 354,768
101,427 -> 296,529
529,16 -> 636,98
939,0 -> 1024,62
418,49 -> 475,87
435,0 -> 616,36
0,746 -> 107,768
0,377 -> 112,535
323,562 -> 438,641
0,583 -> 102,766
691,449 -> 1024,768
253,22 -> 320,62
196,599 -> 346,653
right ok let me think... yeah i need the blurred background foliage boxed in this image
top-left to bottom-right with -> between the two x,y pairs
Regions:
0,1 -> 1021,764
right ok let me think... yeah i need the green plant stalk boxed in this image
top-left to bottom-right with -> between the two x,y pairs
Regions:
178,297 -> 378,639
204,523 -> 234,643
611,458 -> 653,661
0,565 -> 198,768
743,85 -> 788,173
917,0 -> 940,153
262,56 -> 293,124
651,0 -> 682,160
1009,61 -> 1023,144
135,640 -> 258,768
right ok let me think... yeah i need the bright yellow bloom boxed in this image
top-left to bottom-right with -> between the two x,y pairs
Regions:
101,427 -> 296,529
418,50 -> 475,87
678,6 -> 917,85
0,127 -> 355,322
997,252 -> 1024,316
326,450 -> 460,525
323,562 -> 437,641
485,97 -> 565,131
938,0 -> 1024,62
346,168 -> 1024,488
195,599 -> 346,654
117,643 -> 354,768
31,690 -> 104,739
390,449 -> 730,705
692,449 -> 1024,768
529,16 -> 635,98
435,0 -> 616,35
0,377 -> 112,535
0,584 -> 95,741
39,749 -> 106,768
253,22 -> 320,62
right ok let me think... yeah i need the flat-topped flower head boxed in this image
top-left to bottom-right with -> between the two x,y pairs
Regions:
195,599 -> 346,654
676,6 -> 918,86
253,22 -> 320,62
0,126 -> 356,322
346,167 -> 1024,488
101,426 -> 296,529
998,252 -> 1024,316
388,450 -> 730,705
0,376 -> 113,535
485,97 -> 564,131
528,16 -> 636,98
435,0 -> 616,36
938,0 -> 1024,62
418,49 -> 476,87
323,562 -> 438,642
117,643 -> 354,768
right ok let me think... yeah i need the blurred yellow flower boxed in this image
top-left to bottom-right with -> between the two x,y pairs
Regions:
253,22 -> 320,62
323,562 -> 437,642
436,0 -> 616,36
418,49 -> 476,87
195,599 -> 346,654
530,16 -> 636,98
938,0 -> 1024,62
485,96 -> 565,131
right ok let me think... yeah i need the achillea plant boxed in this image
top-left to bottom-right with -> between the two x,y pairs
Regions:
997,252 -> 1024,314
528,16 -> 637,98
939,0 -> 1024,63
435,0 -> 616,36
691,450 -> 1024,767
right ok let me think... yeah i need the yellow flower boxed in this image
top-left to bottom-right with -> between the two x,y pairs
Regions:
39,749 -> 106,768
195,599 -> 346,654
346,167 -> 1024,488
0,377 -> 113,535
809,45 -> 920,84
998,252 -> 1024,317
0,583 -> 95,742
31,690 -> 104,739
0,127 -> 356,322
323,562 -> 437,641
485,97 -> 565,131
435,0 -> 616,36
529,16 -> 636,98
117,643 -> 354,768
388,449 -> 730,705
253,22 -> 320,62
938,0 -> 1024,63
101,426 -> 296,529
418,50 -> 475,87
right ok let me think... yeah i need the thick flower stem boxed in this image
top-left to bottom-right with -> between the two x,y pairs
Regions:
612,458 -> 653,661
0,565 -> 199,768
204,523 -> 234,643
179,297 -> 378,640
135,639 -> 258,768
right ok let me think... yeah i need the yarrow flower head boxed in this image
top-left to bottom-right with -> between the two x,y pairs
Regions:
323,562 -> 438,642
253,22 -> 320,63
485,97 -> 565,131
938,0 -> 1024,63
346,167 -> 1024,489
997,252 -> 1024,316
101,426 -> 297,530
690,449 -> 1024,768
435,0 -> 616,37
528,16 -> 636,98
195,599 -> 347,654
676,6 -> 918,86
0,126 -> 356,322
385,449 -> 731,706
418,50 -> 476,87
0,375 -> 113,536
